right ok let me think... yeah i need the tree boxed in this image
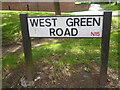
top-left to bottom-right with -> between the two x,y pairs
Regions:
54,0 -> 61,15
115,2 -> 117,5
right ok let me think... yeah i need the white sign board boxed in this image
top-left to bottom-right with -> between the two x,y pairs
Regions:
27,15 -> 103,37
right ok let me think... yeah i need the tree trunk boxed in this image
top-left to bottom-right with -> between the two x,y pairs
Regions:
115,2 -> 117,5
54,0 -> 61,15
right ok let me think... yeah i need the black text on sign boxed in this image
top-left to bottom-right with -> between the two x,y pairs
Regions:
27,16 -> 103,37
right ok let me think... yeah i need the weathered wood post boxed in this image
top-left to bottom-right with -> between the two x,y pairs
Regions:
20,14 -> 34,85
100,11 -> 112,86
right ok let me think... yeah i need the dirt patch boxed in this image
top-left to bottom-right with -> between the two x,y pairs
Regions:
2,38 -> 56,56
2,61 -> 119,88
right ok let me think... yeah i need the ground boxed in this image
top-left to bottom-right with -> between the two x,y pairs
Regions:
2,39 -> 119,88
2,60 -> 119,88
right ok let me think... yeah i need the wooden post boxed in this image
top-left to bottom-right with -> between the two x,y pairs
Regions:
20,14 -> 34,82
100,11 -> 112,86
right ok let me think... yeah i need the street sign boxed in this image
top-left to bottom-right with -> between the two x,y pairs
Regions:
27,16 -> 103,37
20,11 -> 112,86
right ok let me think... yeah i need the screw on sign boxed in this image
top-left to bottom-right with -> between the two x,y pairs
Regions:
20,11 -> 112,87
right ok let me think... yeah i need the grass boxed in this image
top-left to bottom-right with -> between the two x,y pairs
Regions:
75,2 -> 89,5
100,2 -> 120,11
112,17 -> 120,28
2,10 -> 119,72
113,10 -> 120,13
100,3 -> 120,28
1,11 -> 54,46
3,29 -> 119,71
1,10 -> 73,46
2,10 -> 118,46
63,10 -> 86,13
2,54 -> 25,70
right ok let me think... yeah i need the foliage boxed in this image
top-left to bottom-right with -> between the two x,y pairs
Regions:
100,2 -> 120,11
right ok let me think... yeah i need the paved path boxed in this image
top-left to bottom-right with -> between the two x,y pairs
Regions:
112,12 -> 120,17
72,4 -> 120,17
89,4 -> 104,11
